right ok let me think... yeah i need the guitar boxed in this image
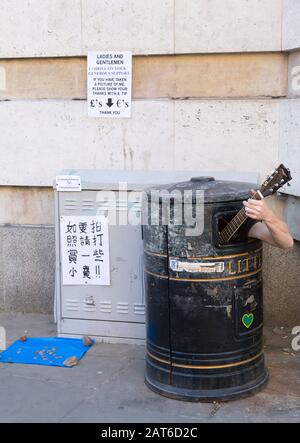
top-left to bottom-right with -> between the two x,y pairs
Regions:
218,164 -> 292,245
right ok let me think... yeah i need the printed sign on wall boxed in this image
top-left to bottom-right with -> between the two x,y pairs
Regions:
87,51 -> 132,118
60,216 -> 110,285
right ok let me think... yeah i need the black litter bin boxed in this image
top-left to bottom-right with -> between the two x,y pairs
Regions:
142,177 -> 268,401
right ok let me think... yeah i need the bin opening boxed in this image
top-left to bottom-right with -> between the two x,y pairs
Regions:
215,210 -> 248,247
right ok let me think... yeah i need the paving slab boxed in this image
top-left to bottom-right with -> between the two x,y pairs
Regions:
0,313 -> 299,423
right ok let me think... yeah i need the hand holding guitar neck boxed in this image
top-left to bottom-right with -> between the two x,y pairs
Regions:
218,164 -> 292,245
243,189 -> 274,222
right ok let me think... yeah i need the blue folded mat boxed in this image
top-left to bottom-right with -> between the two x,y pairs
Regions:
0,337 -> 94,367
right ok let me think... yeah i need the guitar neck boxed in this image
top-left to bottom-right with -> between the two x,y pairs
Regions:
218,192 -> 261,244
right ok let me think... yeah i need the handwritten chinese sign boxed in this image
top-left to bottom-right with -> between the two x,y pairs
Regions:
60,216 -> 110,285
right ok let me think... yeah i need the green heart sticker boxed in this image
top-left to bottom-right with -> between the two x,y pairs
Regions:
242,313 -> 254,329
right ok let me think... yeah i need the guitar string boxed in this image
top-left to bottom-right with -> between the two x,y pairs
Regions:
218,168 -> 288,243
219,191 -> 261,243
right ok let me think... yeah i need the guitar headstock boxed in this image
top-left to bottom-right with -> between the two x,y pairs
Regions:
260,164 -> 292,197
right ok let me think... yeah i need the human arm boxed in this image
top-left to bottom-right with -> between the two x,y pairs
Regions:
243,196 -> 294,249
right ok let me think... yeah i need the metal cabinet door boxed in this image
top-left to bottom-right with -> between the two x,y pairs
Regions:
59,190 -> 145,323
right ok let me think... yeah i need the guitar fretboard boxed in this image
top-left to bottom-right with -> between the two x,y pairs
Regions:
218,192 -> 260,244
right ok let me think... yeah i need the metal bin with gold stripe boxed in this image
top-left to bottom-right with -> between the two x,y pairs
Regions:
142,176 -> 268,401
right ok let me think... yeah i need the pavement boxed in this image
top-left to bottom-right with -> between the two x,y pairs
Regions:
0,313 -> 299,423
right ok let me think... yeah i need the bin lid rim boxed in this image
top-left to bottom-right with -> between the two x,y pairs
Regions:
143,179 -> 259,203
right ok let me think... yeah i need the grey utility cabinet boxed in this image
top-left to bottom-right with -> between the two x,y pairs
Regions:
54,169 -> 258,344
